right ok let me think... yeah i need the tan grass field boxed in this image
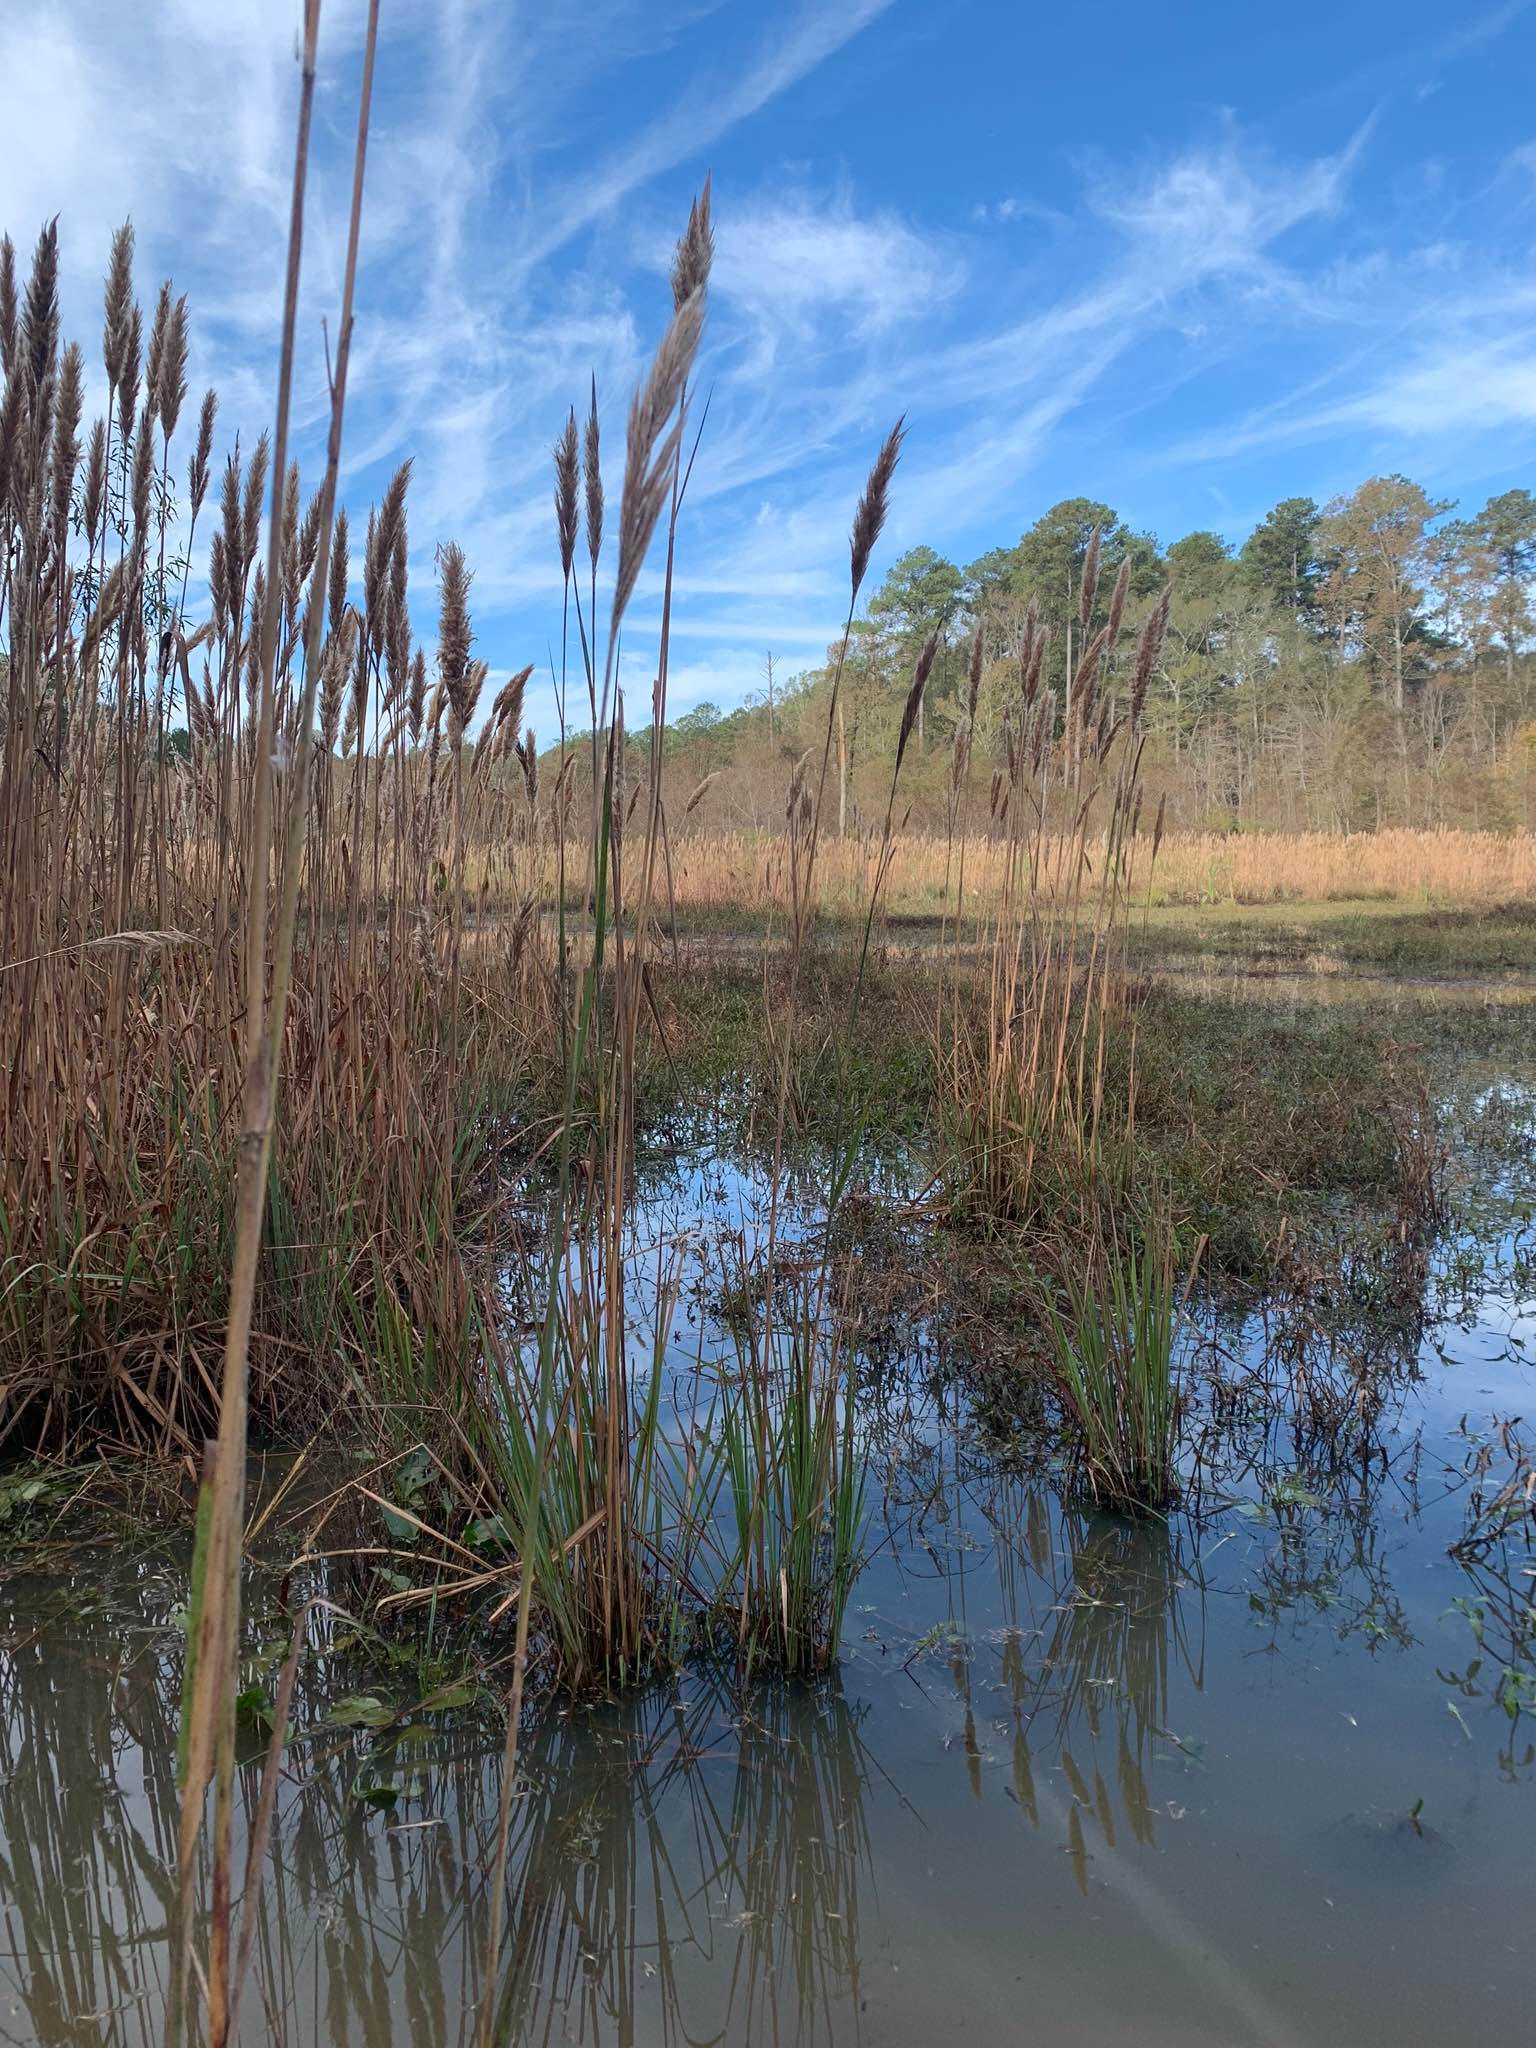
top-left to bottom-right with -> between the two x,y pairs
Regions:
652,825 -> 1536,918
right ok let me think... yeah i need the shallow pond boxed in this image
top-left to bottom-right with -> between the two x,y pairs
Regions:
1,1055 -> 1533,2045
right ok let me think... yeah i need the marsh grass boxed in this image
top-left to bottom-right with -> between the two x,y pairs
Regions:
1046,1222 -> 1195,1511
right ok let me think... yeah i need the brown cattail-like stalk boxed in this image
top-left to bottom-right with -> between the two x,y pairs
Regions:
49,342 -> 83,542
188,388 -> 216,521
146,281 -> 172,430
895,629 -> 939,776
209,531 -> 229,635
161,295 -> 190,444
1022,618 -> 1048,710
21,220 -> 61,433
115,301 -> 142,445
1078,526 -> 1101,631
1106,554 -> 1131,648
1129,587 -> 1171,729
1072,623 -> 1110,724
555,408 -> 579,579
130,411 -> 154,555
670,173 -> 714,310
850,417 -> 903,601
0,235 -> 16,379
437,542 -> 479,739
279,462 -> 301,617
492,662 -> 531,742
328,507 -> 349,640
407,646 -> 427,744
386,533 -> 409,709
612,281 -> 705,630
584,377 -> 603,575
241,432 -> 271,587
102,223 -> 134,393
81,419 -> 106,548
966,619 -> 984,724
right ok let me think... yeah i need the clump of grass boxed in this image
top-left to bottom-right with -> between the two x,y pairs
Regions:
1047,1222 -> 1195,1511
716,1278 -> 866,1676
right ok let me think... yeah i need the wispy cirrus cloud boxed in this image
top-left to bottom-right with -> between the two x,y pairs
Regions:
6,1 -> 1536,735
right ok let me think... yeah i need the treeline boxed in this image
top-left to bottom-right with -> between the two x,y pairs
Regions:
649,483 -> 1536,835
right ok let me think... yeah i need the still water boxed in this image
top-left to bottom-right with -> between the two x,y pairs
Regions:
1,1067 -> 1532,2045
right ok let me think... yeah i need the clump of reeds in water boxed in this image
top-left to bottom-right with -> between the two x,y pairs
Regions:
938,556 -> 1172,1235
1046,1221 -> 1197,1511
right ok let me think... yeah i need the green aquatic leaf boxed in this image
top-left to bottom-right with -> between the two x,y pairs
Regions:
234,1686 -> 274,1734
378,1503 -> 419,1544
427,1680 -> 481,1711
329,1694 -> 395,1730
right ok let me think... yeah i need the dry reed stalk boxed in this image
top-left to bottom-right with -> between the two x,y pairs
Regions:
167,6 -> 379,2042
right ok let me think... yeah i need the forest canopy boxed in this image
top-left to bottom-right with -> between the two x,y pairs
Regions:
628,479 -> 1536,836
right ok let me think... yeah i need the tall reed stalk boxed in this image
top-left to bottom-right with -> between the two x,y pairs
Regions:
166,5 -> 378,2040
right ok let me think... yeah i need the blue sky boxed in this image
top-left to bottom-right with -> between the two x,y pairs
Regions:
7,0 -> 1536,734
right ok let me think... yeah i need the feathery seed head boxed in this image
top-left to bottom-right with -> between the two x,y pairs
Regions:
146,280 -> 172,429
407,645 -> 427,743
492,662 -> 532,739
209,530 -> 229,632
555,407 -> 579,578
850,417 -> 904,601
671,174 -> 714,310
188,388 -> 216,520
0,235 -> 16,379
103,222 -> 134,393
82,418 -> 107,548
280,461 -> 301,613
363,505 -> 383,648
437,540 -> 474,727
584,378 -> 603,574
613,283 -> 705,631
49,342 -> 83,540
895,627 -> 939,775
161,294 -> 190,443
1106,554 -> 1131,647
298,484 -> 323,586
130,410 -> 154,554
1129,587 -> 1170,729
241,431 -> 270,578
328,507 -> 349,640
1078,526 -> 1101,631
115,301 -> 141,443
21,219 -> 61,439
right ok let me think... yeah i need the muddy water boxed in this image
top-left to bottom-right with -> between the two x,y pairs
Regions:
1,1081 -> 1532,2045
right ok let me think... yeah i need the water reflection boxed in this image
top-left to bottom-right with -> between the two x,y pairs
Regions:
0,1572 -> 882,2047
2,1061 -> 1534,2045
885,1470 -> 1203,1883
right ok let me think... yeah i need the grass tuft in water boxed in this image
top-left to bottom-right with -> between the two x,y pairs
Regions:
1047,1221 -> 1196,1512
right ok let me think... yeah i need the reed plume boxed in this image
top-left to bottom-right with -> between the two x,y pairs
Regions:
612,281 -> 705,633
555,407 -> 579,578
584,376 -> 603,573
849,417 -> 903,600
670,172 -> 714,308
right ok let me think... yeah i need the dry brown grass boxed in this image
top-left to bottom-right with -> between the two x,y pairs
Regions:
650,824 -> 1536,918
